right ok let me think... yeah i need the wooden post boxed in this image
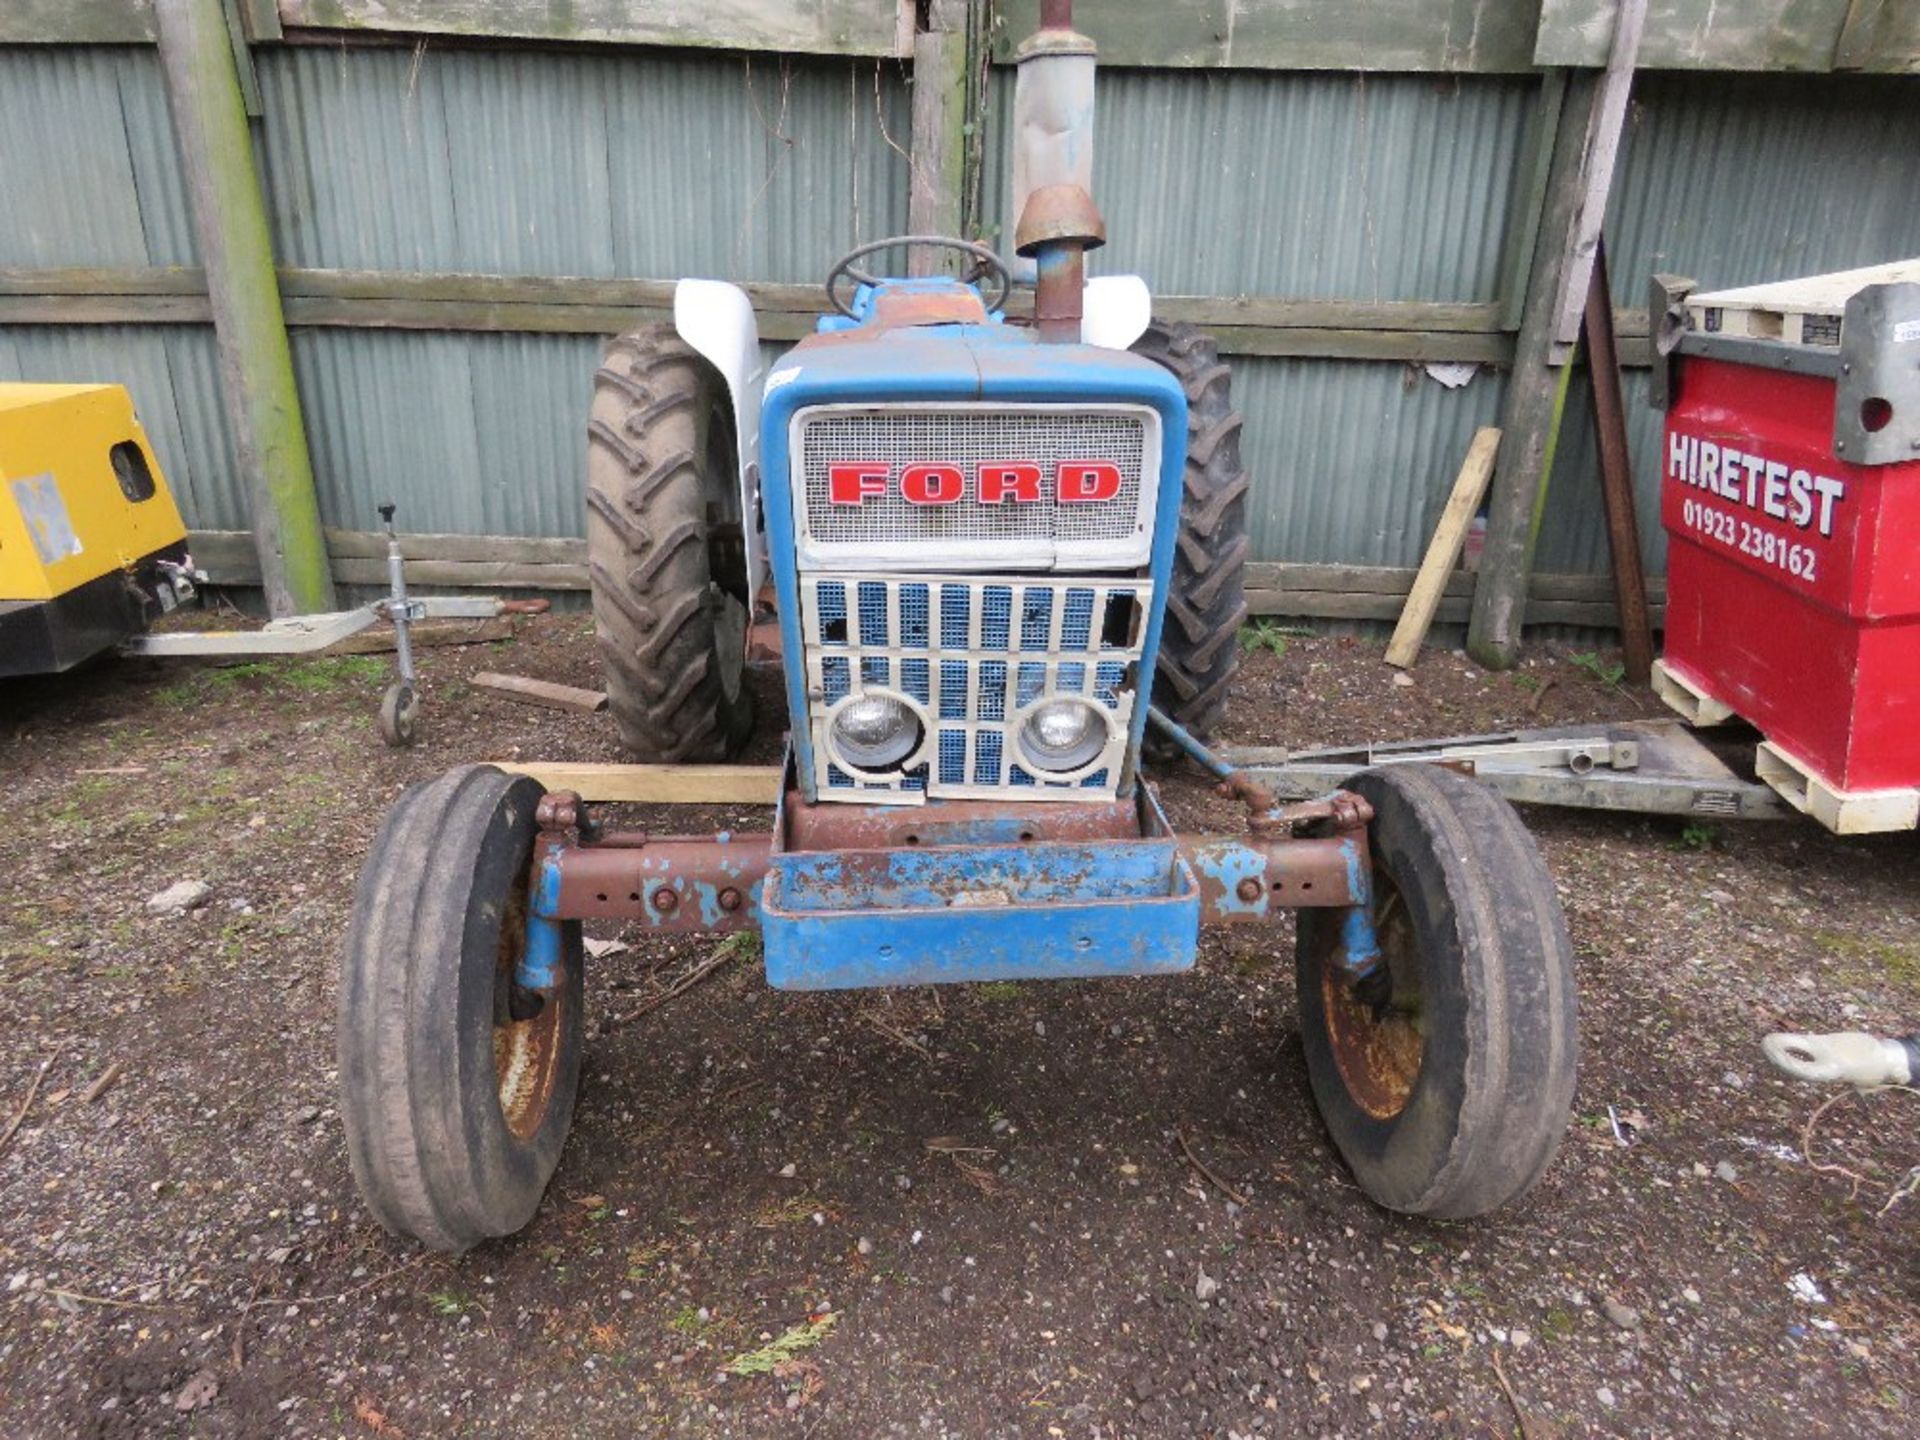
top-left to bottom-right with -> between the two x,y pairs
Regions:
1580,239 -> 1654,684
1465,71 -> 1600,671
908,0 -> 969,275
153,0 -> 334,617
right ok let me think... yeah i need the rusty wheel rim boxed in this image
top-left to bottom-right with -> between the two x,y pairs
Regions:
492,879 -> 566,1141
1320,873 -> 1425,1121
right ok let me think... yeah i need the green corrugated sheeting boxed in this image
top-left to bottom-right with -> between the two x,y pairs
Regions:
0,41 -> 1917,583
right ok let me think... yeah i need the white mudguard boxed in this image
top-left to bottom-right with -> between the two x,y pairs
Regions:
1081,275 -> 1153,351
673,279 -> 768,600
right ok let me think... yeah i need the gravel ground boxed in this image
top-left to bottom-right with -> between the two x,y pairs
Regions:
2,615 -> 1916,1438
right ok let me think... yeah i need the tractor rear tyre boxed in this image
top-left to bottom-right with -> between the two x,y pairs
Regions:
338,765 -> 584,1252
588,327 -> 753,762
1133,322 -> 1250,747
1295,765 -> 1578,1219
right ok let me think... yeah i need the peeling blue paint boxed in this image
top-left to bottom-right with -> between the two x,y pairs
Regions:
1335,837 -> 1381,980
762,777 -> 1199,988
519,848 -> 567,989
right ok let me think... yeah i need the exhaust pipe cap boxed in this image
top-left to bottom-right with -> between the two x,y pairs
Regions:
1014,183 -> 1106,258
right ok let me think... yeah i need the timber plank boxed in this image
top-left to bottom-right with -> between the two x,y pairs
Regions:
1386,426 -> 1502,667
488,761 -> 785,805
0,1 -> 155,43
1534,0 -> 1865,72
276,0 -> 906,59
471,671 -> 608,715
989,0 -> 1541,72
186,527 -> 1668,629
0,263 -> 1661,364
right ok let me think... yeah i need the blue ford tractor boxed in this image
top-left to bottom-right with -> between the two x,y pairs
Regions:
337,3 -> 1578,1253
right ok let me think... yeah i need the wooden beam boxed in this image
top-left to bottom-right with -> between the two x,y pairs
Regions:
1385,427 -> 1502,668
0,267 -> 1555,363
1497,72 -> 1568,333
1244,562 -> 1668,604
0,2 -> 156,43
488,761 -> 784,805
989,0 -> 1544,72
275,0 -> 907,59
907,0 -> 969,274
188,527 -> 590,589
471,671 -> 608,715
1834,0 -> 1920,72
1247,563 -> 1667,629
1467,71 -> 1602,670
1536,0 -> 1905,73
154,0 -> 335,618
186,526 -> 1664,633
1547,0 -> 1645,364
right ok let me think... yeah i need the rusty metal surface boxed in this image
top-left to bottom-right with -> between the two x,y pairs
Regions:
868,288 -> 990,329
1321,866 -> 1423,1117
1179,832 -> 1372,919
536,832 -> 772,931
1015,183 -> 1105,344
1013,183 -> 1107,255
784,790 -> 1144,851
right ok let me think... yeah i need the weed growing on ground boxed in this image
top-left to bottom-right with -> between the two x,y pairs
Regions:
1570,651 -> 1626,688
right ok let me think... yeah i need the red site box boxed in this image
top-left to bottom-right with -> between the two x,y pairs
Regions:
1654,262 -> 1920,830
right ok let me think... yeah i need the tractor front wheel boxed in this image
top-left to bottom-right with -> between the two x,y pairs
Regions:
338,765 -> 583,1252
1295,765 -> 1578,1219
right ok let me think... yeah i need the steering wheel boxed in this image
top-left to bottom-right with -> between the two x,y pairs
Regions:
825,235 -> 1012,319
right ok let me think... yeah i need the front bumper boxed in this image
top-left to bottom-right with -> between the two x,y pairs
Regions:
762,774 -> 1199,989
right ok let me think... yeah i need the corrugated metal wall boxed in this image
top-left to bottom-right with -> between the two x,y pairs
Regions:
982,69 -> 1539,570
2,41 -> 1917,586
0,43 -> 912,542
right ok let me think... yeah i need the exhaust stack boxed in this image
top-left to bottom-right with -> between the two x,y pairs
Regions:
1010,0 -> 1103,341
1007,0 -> 1097,287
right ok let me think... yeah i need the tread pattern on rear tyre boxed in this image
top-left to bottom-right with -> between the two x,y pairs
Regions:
1132,321 -> 1251,739
338,765 -> 582,1253
1296,765 -> 1579,1219
588,327 -> 751,762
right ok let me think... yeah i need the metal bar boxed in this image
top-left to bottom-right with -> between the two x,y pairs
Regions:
1146,706 -> 1235,783
533,832 -> 773,931
117,594 -> 509,657
1581,239 -> 1655,685
1221,721 -> 1793,821
1178,833 -> 1370,917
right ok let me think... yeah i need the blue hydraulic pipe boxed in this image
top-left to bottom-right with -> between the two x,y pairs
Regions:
1145,705 -> 1237,783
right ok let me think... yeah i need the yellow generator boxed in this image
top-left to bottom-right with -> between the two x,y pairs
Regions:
0,383 -> 197,677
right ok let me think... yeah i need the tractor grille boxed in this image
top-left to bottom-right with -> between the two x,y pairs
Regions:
800,574 -> 1149,803
791,404 -> 1157,571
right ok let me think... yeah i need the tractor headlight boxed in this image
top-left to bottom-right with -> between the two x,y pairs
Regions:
1017,697 -> 1109,773
830,693 -> 921,771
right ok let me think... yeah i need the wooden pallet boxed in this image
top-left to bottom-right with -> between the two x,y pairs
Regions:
1684,258 -> 1920,350
1653,660 -> 1917,834
1650,660 -> 1736,727
1754,741 -> 1920,836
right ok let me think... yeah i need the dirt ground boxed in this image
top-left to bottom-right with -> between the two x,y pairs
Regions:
2,615 -> 1916,1439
